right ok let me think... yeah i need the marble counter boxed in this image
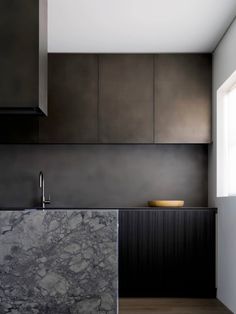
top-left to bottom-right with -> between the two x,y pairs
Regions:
0,209 -> 118,314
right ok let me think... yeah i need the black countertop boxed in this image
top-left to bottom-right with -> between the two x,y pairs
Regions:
0,207 -> 217,212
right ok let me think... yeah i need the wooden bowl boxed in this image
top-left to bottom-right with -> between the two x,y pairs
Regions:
148,200 -> 184,207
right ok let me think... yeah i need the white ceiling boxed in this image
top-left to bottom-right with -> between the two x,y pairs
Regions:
48,0 -> 236,53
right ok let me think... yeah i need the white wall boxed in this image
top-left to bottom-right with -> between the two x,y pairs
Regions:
209,17 -> 236,313
48,0 -> 236,53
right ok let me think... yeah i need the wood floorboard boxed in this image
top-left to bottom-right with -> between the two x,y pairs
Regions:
119,298 -> 233,314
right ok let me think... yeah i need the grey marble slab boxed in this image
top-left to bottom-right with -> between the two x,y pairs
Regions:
0,210 -> 118,314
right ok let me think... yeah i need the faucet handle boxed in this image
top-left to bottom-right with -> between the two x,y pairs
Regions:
45,194 -> 51,205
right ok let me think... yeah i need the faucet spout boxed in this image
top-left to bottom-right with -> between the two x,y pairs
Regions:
39,171 -> 51,209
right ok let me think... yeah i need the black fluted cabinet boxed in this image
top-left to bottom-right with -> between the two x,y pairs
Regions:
119,209 -> 216,297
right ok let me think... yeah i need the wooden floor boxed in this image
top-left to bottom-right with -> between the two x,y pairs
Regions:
119,298 -> 232,314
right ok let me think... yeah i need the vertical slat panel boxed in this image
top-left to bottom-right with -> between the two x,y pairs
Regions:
119,209 -> 216,297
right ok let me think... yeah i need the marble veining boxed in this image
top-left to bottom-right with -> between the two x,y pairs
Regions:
0,210 -> 118,314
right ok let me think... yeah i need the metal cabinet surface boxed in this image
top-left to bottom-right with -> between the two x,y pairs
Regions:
0,53 -> 212,144
39,54 -> 98,143
99,54 -> 154,143
155,54 -> 212,143
0,0 -> 47,115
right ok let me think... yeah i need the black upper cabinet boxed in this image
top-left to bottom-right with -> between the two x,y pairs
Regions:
155,54 -> 212,143
0,50 -> 212,143
99,55 -> 154,143
39,54 -> 98,143
0,0 -> 47,115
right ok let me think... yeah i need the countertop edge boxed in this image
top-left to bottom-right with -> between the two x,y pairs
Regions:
0,207 -> 217,212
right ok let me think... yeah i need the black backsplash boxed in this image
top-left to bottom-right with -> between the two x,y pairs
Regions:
0,144 -> 208,208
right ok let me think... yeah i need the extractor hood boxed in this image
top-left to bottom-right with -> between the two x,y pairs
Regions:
0,0 -> 48,115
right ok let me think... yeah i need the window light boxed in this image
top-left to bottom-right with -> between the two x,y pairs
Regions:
217,71 -> 236,197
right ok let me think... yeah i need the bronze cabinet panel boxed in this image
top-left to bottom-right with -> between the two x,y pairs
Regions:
39,54 -> 98,143
155,54 -> 212,143
99,55 -> 154,143
0,51 -> 212,143
0,0 -> 47,115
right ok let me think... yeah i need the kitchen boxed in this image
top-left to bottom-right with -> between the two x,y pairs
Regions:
0,0 -> 236,313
